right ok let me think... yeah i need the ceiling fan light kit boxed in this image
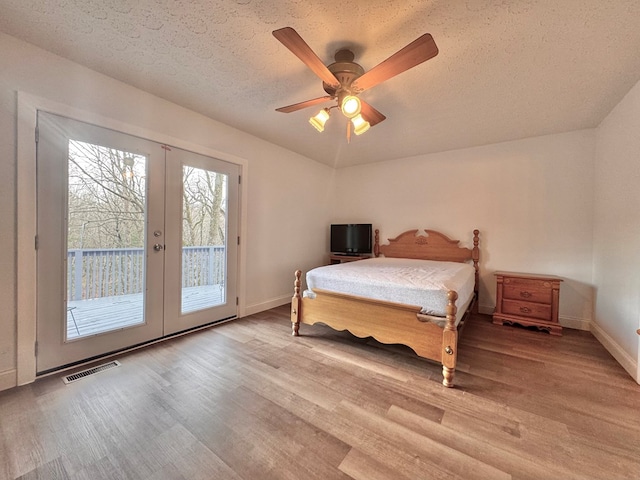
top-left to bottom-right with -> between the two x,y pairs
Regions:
272,27 -> 438,139
340,95 -> 361,118
351,114 -> 370,136
309,108 -> 331,132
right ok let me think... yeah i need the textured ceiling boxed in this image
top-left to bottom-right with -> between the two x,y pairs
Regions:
1,0 -> 640,167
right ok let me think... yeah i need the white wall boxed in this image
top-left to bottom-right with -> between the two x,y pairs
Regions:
244,145 -> 335,310
0,40 -> 17,391
593,78 -> 640,381
333,130 -> 596,328
0,33 -> 334,389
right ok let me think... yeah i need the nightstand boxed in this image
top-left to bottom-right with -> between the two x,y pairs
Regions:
493,272 -> 563,336
329,254 -> 371,265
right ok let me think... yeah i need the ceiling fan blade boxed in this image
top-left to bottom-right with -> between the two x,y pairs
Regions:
273,27 -> 339,87
352,34 -> 438,92
360,100 -> 386,126
275,96 -> 333,113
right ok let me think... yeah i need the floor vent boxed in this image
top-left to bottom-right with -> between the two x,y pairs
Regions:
62,360 -> 121,384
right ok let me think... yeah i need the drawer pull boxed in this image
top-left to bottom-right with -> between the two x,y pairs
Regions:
520,307 -> 531,313
520,291 -> 532,298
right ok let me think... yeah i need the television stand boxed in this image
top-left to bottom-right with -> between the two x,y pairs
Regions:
329,254 -> 371,265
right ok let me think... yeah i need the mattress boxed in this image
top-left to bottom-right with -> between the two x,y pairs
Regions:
304,257 -> 475,319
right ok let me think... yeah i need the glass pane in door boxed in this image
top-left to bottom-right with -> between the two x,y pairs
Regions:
181,165 -> 228,314
66,140 -> 147,339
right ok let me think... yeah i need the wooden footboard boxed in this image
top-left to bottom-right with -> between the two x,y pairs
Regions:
291,270 -> 461,387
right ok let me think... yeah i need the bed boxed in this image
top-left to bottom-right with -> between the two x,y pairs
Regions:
291,228 -> 480,387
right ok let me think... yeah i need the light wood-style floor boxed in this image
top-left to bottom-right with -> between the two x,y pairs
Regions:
1,306 -> 639,479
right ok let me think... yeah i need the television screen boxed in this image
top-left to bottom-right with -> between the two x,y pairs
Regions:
330,224 -> 372,254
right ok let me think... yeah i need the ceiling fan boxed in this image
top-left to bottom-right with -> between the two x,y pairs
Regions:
272,27 -> 439,138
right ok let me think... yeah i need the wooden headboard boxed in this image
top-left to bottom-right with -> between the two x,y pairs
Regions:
375,229 -> 479,261
374,229 -> 480,296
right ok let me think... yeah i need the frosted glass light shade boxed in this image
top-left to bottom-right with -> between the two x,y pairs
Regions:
309,109 -> 330,132
351,114 -> 370,135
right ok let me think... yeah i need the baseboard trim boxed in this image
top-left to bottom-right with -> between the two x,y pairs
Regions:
244,295 -> 291,317
590,321 -> 638,383
478,304 -> 494,315
559,315 -> 591,331
0,369 -> 17,392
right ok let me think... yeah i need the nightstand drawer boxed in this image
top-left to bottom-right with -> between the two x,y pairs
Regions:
502,299 -> 551,321
502,279 -> 552,304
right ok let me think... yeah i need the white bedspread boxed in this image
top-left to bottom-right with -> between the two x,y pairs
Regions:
305,257 -> 475,317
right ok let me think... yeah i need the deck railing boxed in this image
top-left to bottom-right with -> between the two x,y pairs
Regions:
67,246 -> 225,301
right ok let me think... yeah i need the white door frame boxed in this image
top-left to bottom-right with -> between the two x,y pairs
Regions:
16,92 -> 249,386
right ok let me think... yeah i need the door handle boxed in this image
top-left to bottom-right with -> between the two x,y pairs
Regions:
153,243 -> 164,251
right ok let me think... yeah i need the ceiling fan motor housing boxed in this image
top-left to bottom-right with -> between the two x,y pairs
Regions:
323,49 -> 365,96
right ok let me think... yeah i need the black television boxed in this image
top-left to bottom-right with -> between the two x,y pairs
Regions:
330,224 -> 372,255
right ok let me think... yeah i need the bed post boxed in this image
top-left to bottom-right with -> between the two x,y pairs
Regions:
472,229 -> 480,314
442,290 -> 458,387
291,270 -> 302,336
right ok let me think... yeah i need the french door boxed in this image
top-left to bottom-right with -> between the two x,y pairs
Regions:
36,112 -> 239,373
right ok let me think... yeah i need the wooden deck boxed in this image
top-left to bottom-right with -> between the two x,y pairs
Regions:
66,284 -> 224,339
